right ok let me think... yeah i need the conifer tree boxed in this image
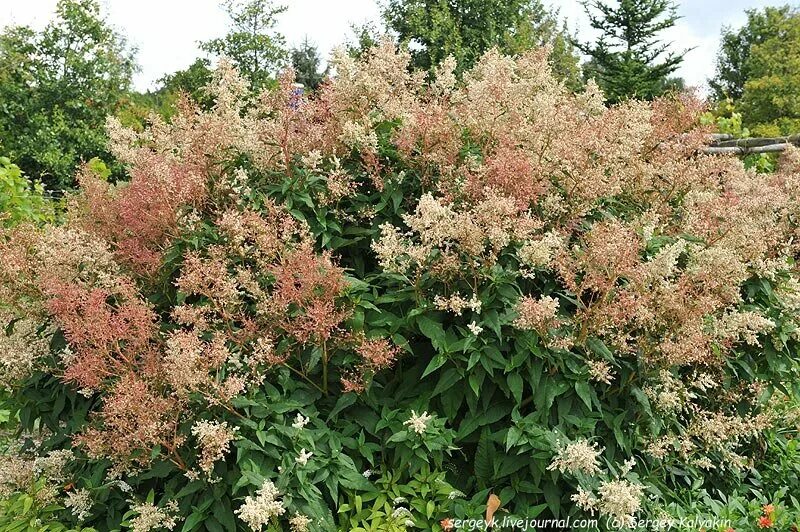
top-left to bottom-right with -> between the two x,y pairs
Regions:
578,0 -> 687,103
291,38 -> 326,91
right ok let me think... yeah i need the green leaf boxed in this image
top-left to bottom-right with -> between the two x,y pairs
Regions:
507,373 -> 524,404
212,499 -> 237,532
432,367 -> 461,396
181,512 -> 206,532
422,353 -> 448,378
327,393 -> 357,420
474,430 -> 493,483
575,381 -> 592,410
417,314 -> 447,351
543,482 -> 561,517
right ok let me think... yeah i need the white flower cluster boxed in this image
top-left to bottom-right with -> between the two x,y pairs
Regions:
129,501 -> 179,532
296,448 -> 313,466
235,479 -> 286,531
547,439 -> 603,475
64,488 -> 93,521
0,315 -> 51,390
191,420 -> 238,477
711,310 -> 776,347
517,230 -> 564,274
403,410 -> 434,435
597,479 -> 644,528
586,359 -> 615,385
467,321 -> 483,335
289,512 -> 312,532
643,370 -> 692,415
292,413 -> 310,429
433,293 -> 482,315
391,505 -> 415,528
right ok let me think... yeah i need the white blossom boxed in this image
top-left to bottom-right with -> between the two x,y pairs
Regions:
64,488 -> 93,521
295,448 -> 313,466
467,321 -> 483,335
548,439 -> 603,475
292,413 -> 310,430
235,480 -> 285,531
403,410 -> 433,435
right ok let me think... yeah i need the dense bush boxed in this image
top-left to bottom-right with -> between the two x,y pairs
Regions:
1,41 -> 799,531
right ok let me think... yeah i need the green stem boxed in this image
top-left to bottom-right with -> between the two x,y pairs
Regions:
322,341 -> 329,396
284,363 -> 325,394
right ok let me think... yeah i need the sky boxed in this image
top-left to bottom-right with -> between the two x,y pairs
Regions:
0,0 -> 794,93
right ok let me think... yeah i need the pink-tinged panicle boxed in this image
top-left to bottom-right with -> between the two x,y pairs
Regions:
558,220 -> 641,296
74,152 -> 206,276
241,38 -> 424,186
513,295 -> 560,334
246,69 -> 338,173
76,375 -> 180,467
343,335 -> 402,391
395,101 -> 462,181
647,92 -> 711,159
216,204 -> 311,264
467,145 -> 549,209
164,331 -> 230,396
269,245 -> 350,344
175,247 -> 240,310
0,224 -> 47,317
77,73 -> 254,277
0,224 -> 151,388
356,337 -> 400,372
340,370 -> 366,394
45,280 -> 157,391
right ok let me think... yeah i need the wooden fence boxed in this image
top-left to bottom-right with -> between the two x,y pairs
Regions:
704,133 -> 800,155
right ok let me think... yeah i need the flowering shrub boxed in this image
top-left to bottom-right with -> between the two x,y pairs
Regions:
1,40 -> 800,530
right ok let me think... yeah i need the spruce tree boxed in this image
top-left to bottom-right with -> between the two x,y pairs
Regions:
578,0 -> 688,103
291,38 -> 326,91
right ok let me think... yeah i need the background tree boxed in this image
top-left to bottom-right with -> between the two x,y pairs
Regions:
0,0 -> 135,190
345,22 -> 382,59
709,6 -> 796,101
291,38 -> 326,91
578,0 -> 687,103
157,58 -> 215,107
201,0 -> 288,91
380,0 -> 582,88
113,58 -> 216,131
710,6 -> 800,136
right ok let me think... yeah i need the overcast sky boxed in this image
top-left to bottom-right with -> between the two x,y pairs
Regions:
0,0 -> 794,93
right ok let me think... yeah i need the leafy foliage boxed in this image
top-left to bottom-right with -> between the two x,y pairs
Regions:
291,39 -> 326,92
154,58 -> 216,114
0,157 -> 55,228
